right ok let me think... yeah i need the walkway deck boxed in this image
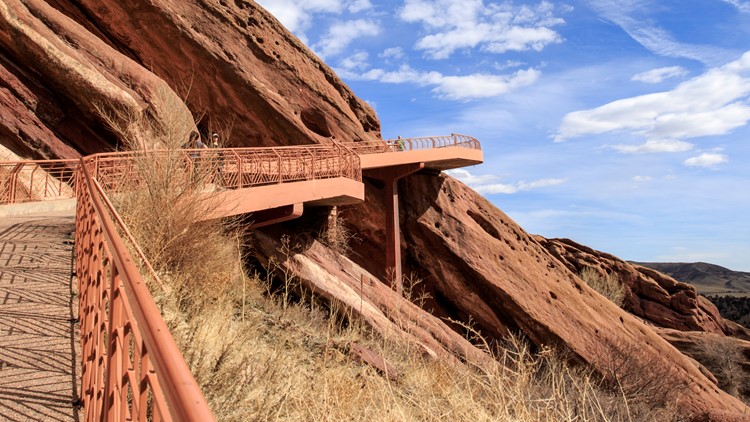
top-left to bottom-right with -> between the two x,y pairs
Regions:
0,217 -> 79,421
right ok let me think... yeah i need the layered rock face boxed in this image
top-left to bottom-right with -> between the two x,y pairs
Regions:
330,174 -> 749,418
45,0 -> 380,147
539,237 -> 747,336
1,0 -> 748,420
0,0 -> 378,160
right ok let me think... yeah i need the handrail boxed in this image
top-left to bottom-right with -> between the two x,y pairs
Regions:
0,133 -> 481,420
340,134 -> 481,154
0,159 -> 79,204
76,157 -> 215,421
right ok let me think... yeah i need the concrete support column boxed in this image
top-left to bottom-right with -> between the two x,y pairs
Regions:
364,163 -> 424,294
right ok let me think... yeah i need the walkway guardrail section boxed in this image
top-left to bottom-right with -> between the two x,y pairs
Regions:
76,157 -> 215,422
341,134 -> 481,155
0,134 -> 477,420
0,159 -> 79,204
90,145 -> 362,193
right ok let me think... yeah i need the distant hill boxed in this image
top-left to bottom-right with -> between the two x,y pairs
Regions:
633,262 -> 750,297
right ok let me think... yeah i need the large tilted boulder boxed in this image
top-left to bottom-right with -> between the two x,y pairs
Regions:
0,0 -> 193,157
335,174 -> 749,419
45,0 -> 380,147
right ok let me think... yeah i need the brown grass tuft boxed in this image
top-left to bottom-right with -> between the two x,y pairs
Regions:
580,267 -> 626,307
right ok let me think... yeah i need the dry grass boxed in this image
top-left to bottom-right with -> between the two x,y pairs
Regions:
104,90 -> 668,421
580,267 -> 626,307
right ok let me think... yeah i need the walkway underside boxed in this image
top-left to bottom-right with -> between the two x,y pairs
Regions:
200,177 -> 364,222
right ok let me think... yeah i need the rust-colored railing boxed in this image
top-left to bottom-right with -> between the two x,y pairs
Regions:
89,144 -> 362,194
341,133 -> 481,154
0,159 -> 79,204
75,157 -> 215,422
1,134 -> 479,420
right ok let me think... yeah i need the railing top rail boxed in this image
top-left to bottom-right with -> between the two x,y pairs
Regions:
79,158 -> 215,422
339,134 -> 482,152
0,158 -> 80,165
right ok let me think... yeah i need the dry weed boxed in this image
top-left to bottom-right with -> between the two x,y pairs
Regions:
580,267 -> 626,307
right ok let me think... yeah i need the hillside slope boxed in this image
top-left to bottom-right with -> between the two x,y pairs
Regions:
636,262 -> 750,296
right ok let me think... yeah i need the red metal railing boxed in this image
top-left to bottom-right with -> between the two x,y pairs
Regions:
0,159 -> 79,204
76,157 -> 215,422
341,133 -> 481,154
88,144 -> 362,194
1,134 -> 479,420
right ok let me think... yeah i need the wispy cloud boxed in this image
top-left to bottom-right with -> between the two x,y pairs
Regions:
720,0 -> 750,13
683,152 -> 728,168
610,139 -> 693,154
447,169 -> 566,194
336,64 -> 541,100
314,19 -> 380,57
399,0 -> 565,59
631,66 -> 688,83
556,51 -> 750,142
256,0 -> 373,41
587,0 -> 736,65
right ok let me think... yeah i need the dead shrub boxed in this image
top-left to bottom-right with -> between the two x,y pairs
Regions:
319,206 -> 356,255
593,337 -> 682,418
580,267 -> 626,307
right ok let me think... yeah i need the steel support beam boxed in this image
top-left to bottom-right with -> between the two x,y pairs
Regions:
247,203 -> 303,229
364,163 -> 424,294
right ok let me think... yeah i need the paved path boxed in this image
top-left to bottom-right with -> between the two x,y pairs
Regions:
0,217 -> 80,421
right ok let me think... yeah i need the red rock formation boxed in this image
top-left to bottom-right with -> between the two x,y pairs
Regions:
331,173 -> 749,419
539,237 -> 750,337
0,0 -> 194,157
656,328 -> 750,403
46,0 -> 379,147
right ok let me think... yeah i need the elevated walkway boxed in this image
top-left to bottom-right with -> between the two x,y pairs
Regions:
0,134 -> 482,421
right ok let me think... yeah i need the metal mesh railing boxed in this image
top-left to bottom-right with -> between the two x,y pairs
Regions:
0,159 -> 79,204
2,133 -> 479,421
341,133 -> 481,155
76,157 -> 215,422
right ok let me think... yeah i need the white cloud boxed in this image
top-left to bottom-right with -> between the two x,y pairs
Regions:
632,66 -> 688,83
494,59 -> 526,71
721,0 -> 750,13
379,47 -> 405,61
348,0 -> 372,13
256,0 -> 373,41
683,153 -> 728,168
337,65 -> 540,100
399,0 -> 565,59
447,169 -> 566,194
556,51 -> 750,142
633,175 -> 653,182
587,0 -> 735,65
314,19 -> 381,58
610,139 -> 694,154
338,51 -> 370,70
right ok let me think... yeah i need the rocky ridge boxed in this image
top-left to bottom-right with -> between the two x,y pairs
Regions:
1,0 -> 748,420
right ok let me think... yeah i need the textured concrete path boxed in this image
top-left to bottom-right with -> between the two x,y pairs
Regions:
0,217 -> 80,421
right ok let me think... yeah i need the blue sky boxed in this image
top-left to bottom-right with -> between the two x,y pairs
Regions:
256,0 -> 750,271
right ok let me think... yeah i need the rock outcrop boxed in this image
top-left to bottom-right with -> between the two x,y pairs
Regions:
539,237 -> 750,338
45,0 -> 380,147
0,0 -> 193,157
329,174 -> 749,419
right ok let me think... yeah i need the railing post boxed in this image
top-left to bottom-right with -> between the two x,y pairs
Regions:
233,150 -> 242,188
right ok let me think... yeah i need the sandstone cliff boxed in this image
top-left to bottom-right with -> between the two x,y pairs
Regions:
1,1 -> 748,420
